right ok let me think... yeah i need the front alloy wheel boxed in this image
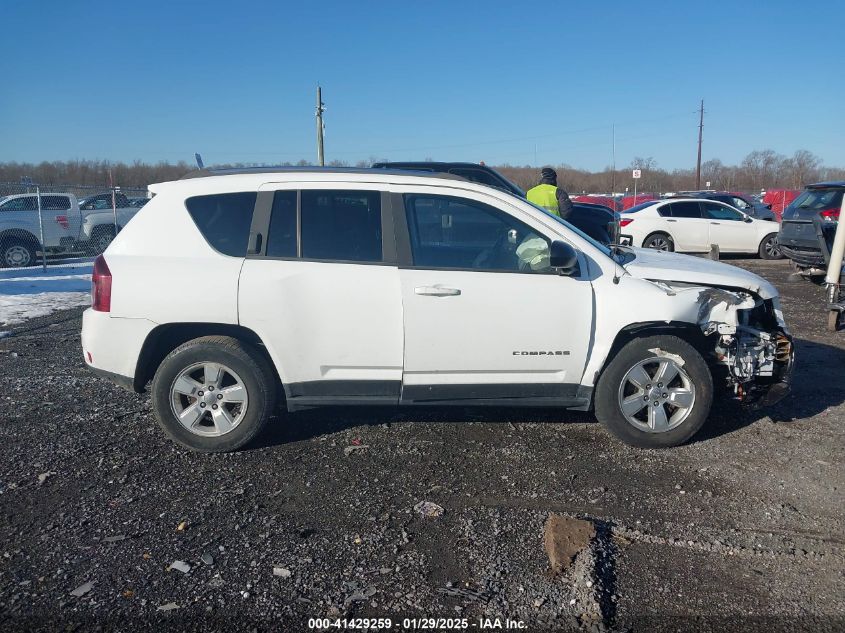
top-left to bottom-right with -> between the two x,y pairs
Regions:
595,335 -> 712,448
618,357 -> 696,432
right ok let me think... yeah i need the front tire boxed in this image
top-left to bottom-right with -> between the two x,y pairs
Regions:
643,233 -> 674,252
759,233 -> 782,260
151,336 -> 277,452
595,335 -> 713,448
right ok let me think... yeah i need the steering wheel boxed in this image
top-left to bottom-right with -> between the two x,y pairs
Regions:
473,231 -> 515,269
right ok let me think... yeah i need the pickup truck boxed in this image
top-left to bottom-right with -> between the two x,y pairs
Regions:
0,192 -> 139,267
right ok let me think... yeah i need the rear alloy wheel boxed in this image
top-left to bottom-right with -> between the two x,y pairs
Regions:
1,238 -> 37,268
151,336 -> 277,452
595,335 -> 712,448
643,233 -> 674,252
759,233 -> 783,260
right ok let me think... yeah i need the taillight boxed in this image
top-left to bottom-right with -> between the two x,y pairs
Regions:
55,215 -> 69,229
620,218 -> 634,227
820,208 -> 840,222
91,255 -> 112,312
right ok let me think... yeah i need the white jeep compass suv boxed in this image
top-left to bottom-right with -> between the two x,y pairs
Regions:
81,168 -> 793,451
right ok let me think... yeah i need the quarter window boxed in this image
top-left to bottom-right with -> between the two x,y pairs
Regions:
300,190 -> 382,262
185,192 -> 257,257
405,195 -> 551,272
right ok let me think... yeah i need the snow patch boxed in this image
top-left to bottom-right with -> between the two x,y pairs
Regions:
0,263 -> 92,326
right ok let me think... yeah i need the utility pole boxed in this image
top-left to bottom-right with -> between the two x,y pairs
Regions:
315,85 -> 325,166
611,123 -> 616,195
695,99 -> 704,189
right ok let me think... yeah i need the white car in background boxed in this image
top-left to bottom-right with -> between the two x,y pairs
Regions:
619,198 -> 782,259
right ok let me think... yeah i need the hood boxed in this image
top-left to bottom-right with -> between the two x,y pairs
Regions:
622,248 -> 778,299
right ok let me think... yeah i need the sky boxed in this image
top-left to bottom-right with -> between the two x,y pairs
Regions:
1,0 -> 843,171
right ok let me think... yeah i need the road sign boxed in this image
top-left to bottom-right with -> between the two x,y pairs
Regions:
706,181 -> 711,188
632,169 -> 641,179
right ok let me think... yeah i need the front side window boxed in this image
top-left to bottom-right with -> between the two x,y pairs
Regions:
185,192 -> 257,256
300,190 -> 382,262
702,202 -> 744,221
731,196 -> 752,210
0,196 -> 37,211
405,195 -> 551,272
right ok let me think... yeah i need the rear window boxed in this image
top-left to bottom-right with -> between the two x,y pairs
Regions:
623,200 -> 660,214
790,189 -> 844,211
185,192 -> 257,256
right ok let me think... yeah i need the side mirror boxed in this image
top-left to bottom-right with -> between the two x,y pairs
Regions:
744,217 -> 753,223
549,240 -> 578,274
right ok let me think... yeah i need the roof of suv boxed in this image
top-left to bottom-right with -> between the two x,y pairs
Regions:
153,167 -> 489,197
181,166 -> 467,182
807,181 -> 845,189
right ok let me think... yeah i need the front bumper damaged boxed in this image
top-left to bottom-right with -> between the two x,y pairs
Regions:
651,282 -> 794,407
697,288 -> 793,407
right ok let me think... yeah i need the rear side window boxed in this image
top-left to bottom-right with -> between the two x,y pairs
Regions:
266,191 -> 297,257
41,195 -> 71,211
300,190 -> 382,262
185,192 -> 257,257
666,201 -> 702,218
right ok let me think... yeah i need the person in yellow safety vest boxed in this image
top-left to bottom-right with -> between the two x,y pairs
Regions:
526,167 -> 573,219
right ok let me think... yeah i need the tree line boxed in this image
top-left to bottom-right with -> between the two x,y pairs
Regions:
1,149 -> 842,194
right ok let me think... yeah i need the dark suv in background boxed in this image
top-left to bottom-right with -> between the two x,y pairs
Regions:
372,161 -> 619,244
778,182 -> 845,276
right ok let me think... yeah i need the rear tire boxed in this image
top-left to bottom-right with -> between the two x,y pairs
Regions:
0,237 -> 37,268
642,232 -> 674,252
759,233 -> 782,260
151,336 -> 277,452
88,226 -> 117,255
594,335 -> 713,448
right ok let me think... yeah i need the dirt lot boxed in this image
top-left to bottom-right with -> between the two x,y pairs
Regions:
0,257 -> 843,632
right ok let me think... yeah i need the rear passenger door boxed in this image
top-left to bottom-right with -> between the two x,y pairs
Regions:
661,201 -> 710,252
238,184 -> 403,408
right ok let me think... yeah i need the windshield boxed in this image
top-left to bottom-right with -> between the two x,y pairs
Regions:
519,198 -> 613,257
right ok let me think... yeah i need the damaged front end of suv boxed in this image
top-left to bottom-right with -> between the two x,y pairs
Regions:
656,282 -> 794,407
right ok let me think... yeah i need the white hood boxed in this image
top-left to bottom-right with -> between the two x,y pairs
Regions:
622,248 -> 778,299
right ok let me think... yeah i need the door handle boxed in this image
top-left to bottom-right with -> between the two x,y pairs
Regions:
710,222 -> 720,225
415,285 -> 461,297
667,219 -> 677,222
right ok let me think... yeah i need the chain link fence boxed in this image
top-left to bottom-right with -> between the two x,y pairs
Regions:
0,181 -> 148,270
0,181 -> 149,327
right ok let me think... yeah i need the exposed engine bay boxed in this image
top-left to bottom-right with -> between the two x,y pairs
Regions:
654,283 -> 794,406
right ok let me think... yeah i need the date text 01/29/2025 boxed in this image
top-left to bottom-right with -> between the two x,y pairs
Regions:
307,617 -> 529,630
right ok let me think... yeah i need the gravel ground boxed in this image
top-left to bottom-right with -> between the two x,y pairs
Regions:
0,257 -> 843,632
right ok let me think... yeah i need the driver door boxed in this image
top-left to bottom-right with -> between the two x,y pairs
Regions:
395,190 -> 594,404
